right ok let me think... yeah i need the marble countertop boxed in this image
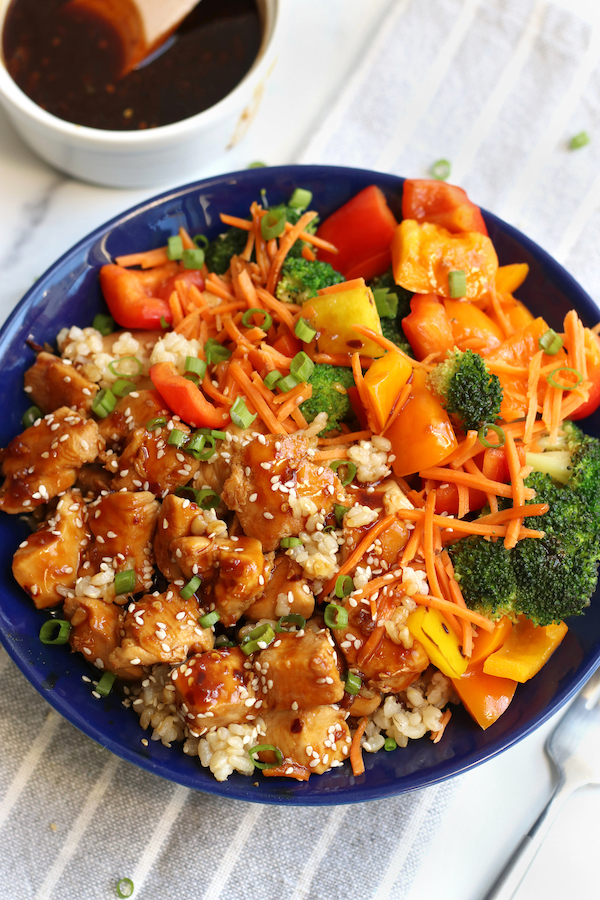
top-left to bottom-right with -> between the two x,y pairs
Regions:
1,1 -> 599,898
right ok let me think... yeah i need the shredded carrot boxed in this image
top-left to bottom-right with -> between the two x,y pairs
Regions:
381,382 -> 412,437
401,519 -> 424,565
205,276 -> 236,303
228,361 -> 287,434
432,709 -> 452,743
275,383 -> 312,422
419,466 -> 536,501
455,469 -> 470,519
318,430 -> 373,445
302,245 -> 316,261
313,447 -> 349,460
413,593 -> 496,632
442,550 -> 473,657
255,286 -> 297,332
322,514 -> 399,597
266,211 -> 318,295
289,405 -> 308,429
174,308 -> 202,338
524,349 -> 543,446
488,287 -> 514,338
433,556 -> 462,638
115,246 -> 169,268
237,267 -> 260,308
504,433 -> 525,550
564,309 -> 587,381
350,717 -> 368,776
352,325 -> 432,370
168,291 -> 184,328
447,431 -> 480,469
219,210 -> 337,254
317,278 -> 366,296
351,351 -> 376,431
476,503 -> 549,526
178,227 -> 195,251
424,491 -> 443,600
311,352 -> 374,368
357,594 -> 398,666
396,507 -> 545,541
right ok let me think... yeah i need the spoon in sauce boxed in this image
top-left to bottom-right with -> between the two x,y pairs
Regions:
62,0 -> 202,76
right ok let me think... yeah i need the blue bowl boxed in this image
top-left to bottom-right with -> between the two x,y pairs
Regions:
0,165 -> 598,805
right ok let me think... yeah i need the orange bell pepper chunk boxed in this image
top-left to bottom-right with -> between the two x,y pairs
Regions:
363,350 -> 412,431
150,362 -> 229,430
444,298 -> 503,354
451,665 -> 518,730
391,220 -> 498,302
483,616 -> 568,683
468,616 -> 513,667
386,369 -> 457,477
495,263 -> 529,295
401,293 -> 455,361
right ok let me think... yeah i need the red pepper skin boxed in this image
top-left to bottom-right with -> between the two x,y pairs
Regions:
570,331 -> 600,420
316,185 -> 398,280
100,264 -> 177,329
150,362 -> 229,429
402,179 -> 488,236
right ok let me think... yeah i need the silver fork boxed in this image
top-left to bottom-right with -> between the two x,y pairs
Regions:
482,665 -> 600,900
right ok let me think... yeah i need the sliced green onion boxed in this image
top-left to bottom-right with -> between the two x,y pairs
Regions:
184,372 -> 200,386
182,248 -> 205,269
204,338 -> 232,365
384,737 -> 397,751
288,188 -> 313,210
175,486 -> 201,505
96,672 -> 116,697
193,234 -> 209,249
230,396 -> 257,429
275,614 -> 306,633
39,619 -> 71,645
92,388 -> 117,419
329,459 -> 357,487
240,623 -> 276,655
108,356 -> 143,378
185,356 -> 207,379
448,270 -> 467,298
570,131 -> 590,150
324,603 -> 348,630
187,433 -> 217,461
249,743 -> 283,769
478,423 -> 506,448
241,308 -> 273,331
547,367 -> 583,391
114,569 -> 136,595
264,370 -> 282,390
22,405 -> 42,428
345,671 -> 362,695
116,877 -> 135,899
294,318 -> 317,342
335,575 -> 354,599
248,161 -> 266,168
261,208 -> 286,241
538,329 -> 564,355
281,536 -> 302,549
160,316 -> 170,330
167,428 -> 189,448
211,429 -> 227,440
334,504 -> 349,526
277,373 -> 301,393
112,379 -> 137,397
372,288 -> 399,319
146,416 -> 167,430
214,634 -> 235,648
180,575 -> 201,600
199,611 -> 220,628
290,351 -> 315,382
196,488 -> 220,510
92,313 -> 115,335
167,235 -> 184,260
430,158 -> 451,180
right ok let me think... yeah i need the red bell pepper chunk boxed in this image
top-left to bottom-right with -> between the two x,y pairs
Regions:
316,185 -> 398,280
401,294 -> 454,361
99,263 -> 177,330
571,330 -> 600,420
402,179 -> 488,236
150,362 -> 229,429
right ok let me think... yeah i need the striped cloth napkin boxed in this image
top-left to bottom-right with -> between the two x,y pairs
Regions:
2,1 -> 600,898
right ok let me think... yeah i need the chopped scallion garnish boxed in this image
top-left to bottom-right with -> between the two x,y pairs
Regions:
146,416 -> 167,431
329,459 -> 357,487
195,488 -> 220,510
160,316 -> 170,330
570,131 -> 590,150
547,367 -> 583,391
22,405 -> 42,428
277,373 -> 300,393
290,351 -> 315,382
288,188 -> 313,210
193,234 -> 209,249
112,379 -> 137,397
185,356 -> 207,379
280,536 -> 302,549
261,208 -> 286,241
478,423 -> 506,449
167,235 -> 184,260
241,308 -> 273,331
199,611 -> 220,628
275,614 -> 306,633
448,269 -> 467,298
108,356 -> 143,378
116,877 -> 135,899
240,623 -> 276,655
114,569 -> 136,595
248,743 -> 283,769
230,396 -> 257,429
167,428 -> 188,448
96,672 -> 116,697
430,158 -> 451,180
294,318 -> 317,343
334,504 -> 349,526
180,575 -> 201,600
538,329 -> 563,355
91,388 -> 117,419
204,338 -> 232,365
92,313 -> 115,335
335,575 -> 354,599
324,603 -> 348,630
214,634 -> 235,648
345,671 -> 362,695
182,248 -> 205,269
39,619 -> 71,645
264,370 -> 283,390
384,737 -> 397,751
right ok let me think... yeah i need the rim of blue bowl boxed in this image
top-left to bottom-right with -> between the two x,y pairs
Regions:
0,163 -> 598,806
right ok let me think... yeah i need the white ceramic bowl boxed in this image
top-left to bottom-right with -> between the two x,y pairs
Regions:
0,0 -> 280,188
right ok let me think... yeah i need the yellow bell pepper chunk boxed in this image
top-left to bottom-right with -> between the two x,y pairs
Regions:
362,350 -> 412,431
483,616 -> 568,683
391,219 -> 498,302
306,279 -> 384,358
407,605 -> 468,679
452,665 -> 518,730
496,263 -> 529,295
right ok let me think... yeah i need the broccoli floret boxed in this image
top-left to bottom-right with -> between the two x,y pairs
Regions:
380,316 -> 414,358
450,429 -> 600,626
205,226 -> 248,275
368,269 -> 414,358
527,421 -> 600,516
427,349 -> 503,433
276,257 -> 343,304
300,364 -> 355,433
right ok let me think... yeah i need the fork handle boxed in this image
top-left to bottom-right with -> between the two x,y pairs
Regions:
481,779 -> 577,900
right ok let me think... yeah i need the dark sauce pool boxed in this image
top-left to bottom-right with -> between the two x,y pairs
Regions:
2,0 -> 262,130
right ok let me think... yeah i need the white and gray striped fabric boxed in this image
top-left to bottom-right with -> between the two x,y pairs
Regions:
2,0 -> 600,897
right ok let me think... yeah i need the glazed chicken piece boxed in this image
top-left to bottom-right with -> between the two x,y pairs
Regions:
80,490 -> 159,596
106,422 -> 199,496
75,464 -> 113,499
257,628 -> 344,710
341,515 -> 410,570
170,534 -> 271,626
98,389 -> 168,446
154,493 -> 207,581
261,707 -> 351,778
221,433 -> 346,551
245,555 -> 315,621
332,589 -> 429,694
172,646 -> 258,730
63,594 -> 142,679
12,489 -> 90,609
109,586 -> 213,670
24,351 -> 99,415
0,407 -> 104,514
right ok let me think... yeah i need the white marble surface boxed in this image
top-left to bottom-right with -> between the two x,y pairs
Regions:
1,2 -> 600,899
